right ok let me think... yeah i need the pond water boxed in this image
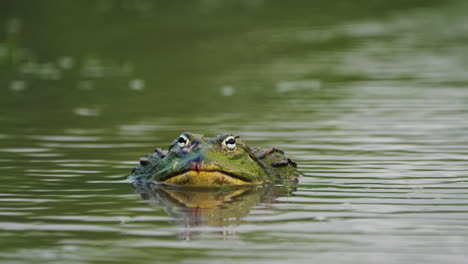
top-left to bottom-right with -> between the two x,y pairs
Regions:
1,1 -> 468,263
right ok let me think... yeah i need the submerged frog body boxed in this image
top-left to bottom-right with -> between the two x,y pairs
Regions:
130,132 -> 299,186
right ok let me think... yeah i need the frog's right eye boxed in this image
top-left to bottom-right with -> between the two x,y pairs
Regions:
223,136 -> 236,150
177,135 -> 190,148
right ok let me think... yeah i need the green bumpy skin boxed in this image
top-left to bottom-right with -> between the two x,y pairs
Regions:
129,132 -> 300,186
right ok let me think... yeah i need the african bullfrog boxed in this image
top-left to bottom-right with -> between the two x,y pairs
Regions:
129,132 -> 300,186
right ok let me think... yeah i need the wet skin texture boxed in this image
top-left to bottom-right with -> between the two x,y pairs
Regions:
129,132 -> 300,186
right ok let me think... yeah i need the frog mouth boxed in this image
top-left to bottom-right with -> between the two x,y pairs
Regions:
161,170 -> 254,186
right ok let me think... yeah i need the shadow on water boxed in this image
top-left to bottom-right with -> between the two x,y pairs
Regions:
132,182 -> 294,240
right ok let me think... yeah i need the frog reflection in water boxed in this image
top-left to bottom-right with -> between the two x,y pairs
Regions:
129,132 -> 300,186
134,182 -> 293,240
130,132 -> 300,240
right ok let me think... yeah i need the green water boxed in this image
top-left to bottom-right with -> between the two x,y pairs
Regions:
1,1 -> 468,263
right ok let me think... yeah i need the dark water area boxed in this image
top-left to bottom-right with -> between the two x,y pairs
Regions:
1,0 -> 468,263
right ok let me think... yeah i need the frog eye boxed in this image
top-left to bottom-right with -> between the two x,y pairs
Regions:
223,136 -> 236,150
177,134 -> 190,148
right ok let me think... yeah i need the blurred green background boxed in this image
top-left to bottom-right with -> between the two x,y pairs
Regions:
1,0 -> 461,126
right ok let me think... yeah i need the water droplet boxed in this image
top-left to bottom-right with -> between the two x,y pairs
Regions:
129,79 -> 145,91
58,56 -> 74,69
9,80 -> 27,91
38,63 -> 62,80
73,107 -> 100,117
221,86 -> 235,96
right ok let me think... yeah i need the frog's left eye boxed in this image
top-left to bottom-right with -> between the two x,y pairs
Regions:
177,134 -> 190,148
223,136 -> 236,150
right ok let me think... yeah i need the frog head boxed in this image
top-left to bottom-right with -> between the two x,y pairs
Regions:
153,132 -> 269,185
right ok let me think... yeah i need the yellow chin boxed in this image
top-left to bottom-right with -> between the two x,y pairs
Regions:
163,170 -> 253,186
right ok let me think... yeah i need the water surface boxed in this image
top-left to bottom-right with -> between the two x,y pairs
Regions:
1,1 -> 468,263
